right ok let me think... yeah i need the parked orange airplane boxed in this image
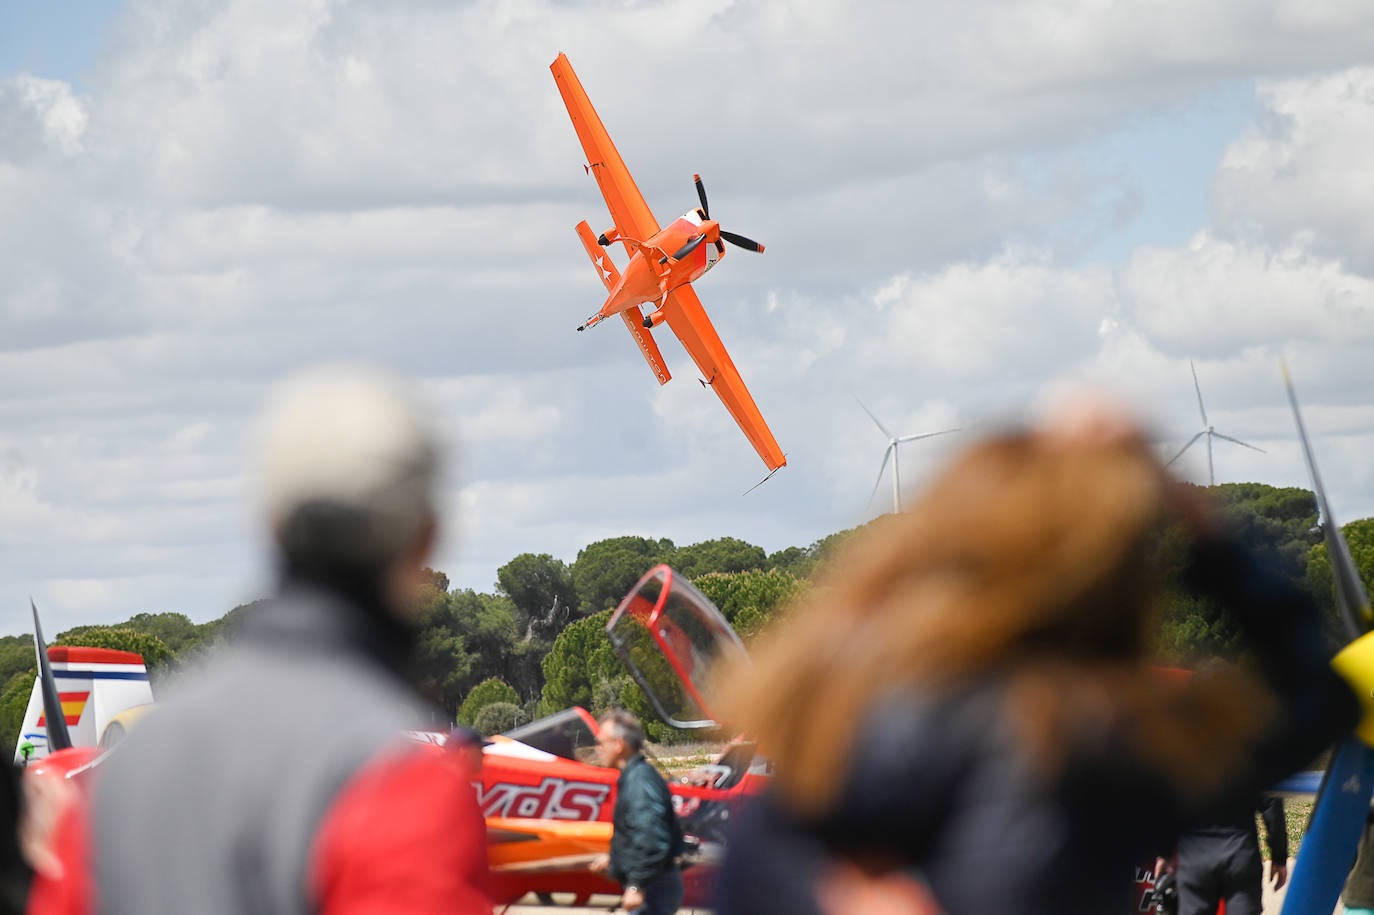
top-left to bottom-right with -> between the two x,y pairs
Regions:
550,53 -> 787,474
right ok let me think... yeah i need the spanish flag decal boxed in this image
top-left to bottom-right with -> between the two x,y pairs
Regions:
37,691 -> 90,727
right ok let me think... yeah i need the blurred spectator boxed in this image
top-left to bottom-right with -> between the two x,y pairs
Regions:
448,725 -> 491,776
31,366 -> 491,914
713,397 -> 1361,915
1172,796 -> 1287,915
0,762 -> 31,914
1342,813 -> 1374,915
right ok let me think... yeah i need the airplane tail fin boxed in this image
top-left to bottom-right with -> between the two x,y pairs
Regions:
574,221 -> 671,385
16,630 -> 154,765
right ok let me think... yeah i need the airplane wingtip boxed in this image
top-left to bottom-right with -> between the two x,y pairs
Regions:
743,462 -> 785,496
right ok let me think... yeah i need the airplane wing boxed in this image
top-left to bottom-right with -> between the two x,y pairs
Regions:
662,284 -> 786,472
487,817 -> 612,872
550,54 -> 661,252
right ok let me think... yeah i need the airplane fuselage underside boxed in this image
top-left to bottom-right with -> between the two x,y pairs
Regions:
591,210 -> 722,326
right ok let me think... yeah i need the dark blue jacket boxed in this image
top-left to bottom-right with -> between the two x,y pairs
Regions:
610,754 -> 684,887
716,538 -> 1358,915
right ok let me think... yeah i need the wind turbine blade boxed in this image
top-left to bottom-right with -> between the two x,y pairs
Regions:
895,427 -> 961,445
1210,431 -> 1265,454
1166,431 -> 1206,467
1283,367 -> 1371,639
855,398 -> 895,441
1191,360 -> 1209,428
867,446 -> 894,510
31,599 -> 73,753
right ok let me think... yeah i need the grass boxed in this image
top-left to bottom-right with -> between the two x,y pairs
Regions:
1256,799 -> 1314,861
649,742 -> 729,778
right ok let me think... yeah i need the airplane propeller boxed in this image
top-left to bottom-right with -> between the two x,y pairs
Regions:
1278,365 -> 1374,915
31,598 -> 73,753
719,230 -> 764,253
661,175 -> 765,264
668,234 -> 707,263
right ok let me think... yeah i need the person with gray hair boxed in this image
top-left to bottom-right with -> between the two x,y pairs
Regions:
37,366 -> 492,914
590,710 -> 685,914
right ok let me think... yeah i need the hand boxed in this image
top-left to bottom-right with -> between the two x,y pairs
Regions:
621,886 -> 645,910
1270,861 -> 1288,891
588,853 -> 610,874
1038,392 -> 1149,452
21,773 -> 75,878
817,861 -> 935,914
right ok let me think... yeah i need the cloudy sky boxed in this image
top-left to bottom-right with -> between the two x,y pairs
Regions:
2,0 -> 1373,634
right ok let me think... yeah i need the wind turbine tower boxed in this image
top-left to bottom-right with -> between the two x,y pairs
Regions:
860,400 -> 960,514
1167,361 -> 1264,486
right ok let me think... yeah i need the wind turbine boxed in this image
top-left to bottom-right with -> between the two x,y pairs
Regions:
859,400 -> 959,514
1166,360 -> 1265,486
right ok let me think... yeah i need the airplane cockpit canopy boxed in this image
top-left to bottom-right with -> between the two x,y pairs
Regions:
606,565 -> 749,730
501,707 -> 599,762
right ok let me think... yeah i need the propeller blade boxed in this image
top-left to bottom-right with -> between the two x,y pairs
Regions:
1190,360 -> 1209,429
1166,431 -> 1206,467
719,230 -> 764,253
1210,431 -> 1265,454
31,599 -> 73,753
896,428 -> 961,445
694,174 -> 708,220
1282,739 -> 1374,915
1278,364 -> 1374,915
661,235 -> 705,264
856,398 -> 895,441
867,446 -> 894,509
1284,367 -> 1371,639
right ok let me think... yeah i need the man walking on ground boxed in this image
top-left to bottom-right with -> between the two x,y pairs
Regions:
30,366 -> 492,914
590,710 -> 685,914
1171,796 -> 1287,915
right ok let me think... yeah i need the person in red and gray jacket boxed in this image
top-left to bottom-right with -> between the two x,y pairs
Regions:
29,366 -> 491,915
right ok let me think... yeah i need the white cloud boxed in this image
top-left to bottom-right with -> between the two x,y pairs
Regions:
0,75 -> 88,161
1217,67 -> 1374,270
863,250 -> 1113,378
1121,233 -> 1374,351
6,0 -> 1374,633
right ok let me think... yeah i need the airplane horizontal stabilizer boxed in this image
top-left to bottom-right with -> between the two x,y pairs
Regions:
574,220 -> 670,384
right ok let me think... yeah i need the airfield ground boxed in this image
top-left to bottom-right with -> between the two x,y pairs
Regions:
501,856 -> 1313,914
501,779 -> 1316,914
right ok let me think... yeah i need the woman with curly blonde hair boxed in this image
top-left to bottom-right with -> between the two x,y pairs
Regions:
714,401 -> 1360,915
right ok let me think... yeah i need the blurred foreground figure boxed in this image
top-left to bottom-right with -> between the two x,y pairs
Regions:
447,725 -> 490,776
714,399 -> 1362,915
32,367 -> 491,913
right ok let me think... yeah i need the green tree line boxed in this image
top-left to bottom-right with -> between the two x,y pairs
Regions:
3,484 -> 1370,752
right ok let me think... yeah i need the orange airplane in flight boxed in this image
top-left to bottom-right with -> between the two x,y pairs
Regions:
550,53 -> 787,474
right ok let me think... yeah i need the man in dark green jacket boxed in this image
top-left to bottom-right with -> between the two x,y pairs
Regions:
590,710 -> 684,914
